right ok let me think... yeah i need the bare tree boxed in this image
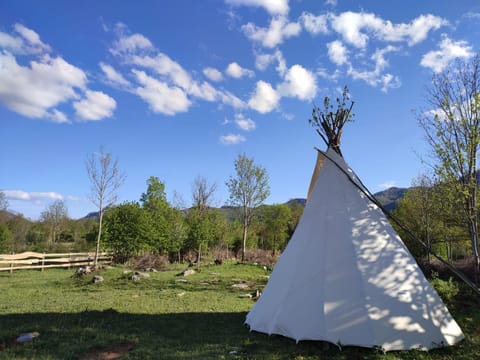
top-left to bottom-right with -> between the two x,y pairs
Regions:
40,200 -> 68,244
0,191 -> 8,211
418,54 -> 480,281
192,176 -> 217,212
189,176 -> 218,268
85,146 -> 125,267
226,154 -> 270,261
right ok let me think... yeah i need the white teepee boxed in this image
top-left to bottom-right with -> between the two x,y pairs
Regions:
245,148 -> 464,351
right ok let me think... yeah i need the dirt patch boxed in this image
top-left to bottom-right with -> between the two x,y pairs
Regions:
78,342 -> 135,360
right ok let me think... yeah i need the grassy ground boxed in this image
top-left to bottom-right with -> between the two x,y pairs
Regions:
0,261 -> 478,359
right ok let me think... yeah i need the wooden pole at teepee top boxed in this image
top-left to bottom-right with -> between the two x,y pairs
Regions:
309,86 -> 355,156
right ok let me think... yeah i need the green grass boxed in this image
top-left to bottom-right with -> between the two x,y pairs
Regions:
0,261 -> 479,359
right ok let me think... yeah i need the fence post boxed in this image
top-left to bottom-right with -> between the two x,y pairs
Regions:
9,252 -> 14,274
41,253 -> 45,272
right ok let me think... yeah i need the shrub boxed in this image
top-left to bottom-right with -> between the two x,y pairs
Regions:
430,271 -> 459,303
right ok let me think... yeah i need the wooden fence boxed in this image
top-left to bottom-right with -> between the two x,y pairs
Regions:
0,252 -> 113,272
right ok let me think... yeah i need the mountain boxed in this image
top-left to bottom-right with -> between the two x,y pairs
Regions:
373,187 -> 408,212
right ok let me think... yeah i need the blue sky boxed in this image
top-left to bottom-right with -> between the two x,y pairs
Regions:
1,0 -> 479,220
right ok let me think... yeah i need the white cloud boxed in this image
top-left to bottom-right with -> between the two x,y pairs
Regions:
225,0 -> 289,16
0,52 -> 86,121
242,15 -> 301,48
327,40 -> 348,65
325,0 -> 337,6
4,190 -> 63,201
220,133 -> 246,145
330,12 -> 447,48
348,45 -> 401,92
255,50 -> 286,76
226,62 -> 255,78
132,69 -> 191,115
248,80 -> 280,113
0,23 -> 51,55
300,12 -> 329,35
203,67 -> 224,82
131,53 -> 192,90
378,181 -> 397,189
73,90 -> 117,121
218,91 -> 246,109
99,62 -> 130,88
110,32 -> 153,55
421,36 -> 474,73
189,81 -> 218,102
277,64 -> 317,100
234,113 -> 256,131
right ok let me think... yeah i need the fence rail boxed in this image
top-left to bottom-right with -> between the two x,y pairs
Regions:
0,251 -> 113,272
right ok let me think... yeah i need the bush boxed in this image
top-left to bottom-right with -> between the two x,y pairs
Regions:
430,271 -> 459,303
125,254 -> 170,271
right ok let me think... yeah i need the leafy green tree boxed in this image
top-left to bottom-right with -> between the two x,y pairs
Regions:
418,54 -> 480,280
140,176 -> 172,254
259,204 -> 292,254
103,202 -> 151,262
86,146 -> 125,267
0,223 -> 11,253
226,154 -> 270,261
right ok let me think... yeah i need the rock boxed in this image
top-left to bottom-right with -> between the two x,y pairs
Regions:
131,274 -> 141,282
232,283 -> 249,290
16,332 -> 40,343
92,275 -> 104,283
182,269 -> 196,277
175,279 -> 188,283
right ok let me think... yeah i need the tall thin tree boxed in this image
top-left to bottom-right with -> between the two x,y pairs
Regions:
85,146 -> 125,267
226,154 -> 270,261
418,54 -> 480,281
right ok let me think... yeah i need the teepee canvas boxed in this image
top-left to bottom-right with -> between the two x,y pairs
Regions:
245,148 -> 464,350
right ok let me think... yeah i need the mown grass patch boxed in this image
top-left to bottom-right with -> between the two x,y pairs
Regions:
0,261 -> 478,359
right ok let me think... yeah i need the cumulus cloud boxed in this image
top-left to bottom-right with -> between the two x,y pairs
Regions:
226,62 -> 255,78
132,69 -> 191,115
277,64 -> 317,100
0,52 -> 86,122
220,133 -> 246,145
234,113 -> 256,131
99,62 -> 130,88
225,0 -> 289,16
348,45 -> 401,92
330,12 -> 447,48
242,15 -> 301,48
255,50 -> 286,76
0,24 -> 117,123
248,80 -> 280,113
109,26 -> 248,112
327,40 -> 348,65
420,36 -> 474,73
4,190 -> 63,201
0,23 -> 51,55
203,67 -> 224,82
73,90 -> 117,121
110,31 -> 153,56
300,12 -> 329,35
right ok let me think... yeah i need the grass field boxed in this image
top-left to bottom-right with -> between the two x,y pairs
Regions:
0,261 -> 479,359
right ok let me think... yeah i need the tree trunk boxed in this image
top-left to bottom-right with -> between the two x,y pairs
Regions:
94,204 -> 103,268
197,242 -> 201,271
242,217 -> 248,262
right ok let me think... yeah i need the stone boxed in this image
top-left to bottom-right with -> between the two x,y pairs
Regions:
92,275 -> 104,283
182,269 -> 196,277
232,283 -> 249,290
131,274 -> 141,282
